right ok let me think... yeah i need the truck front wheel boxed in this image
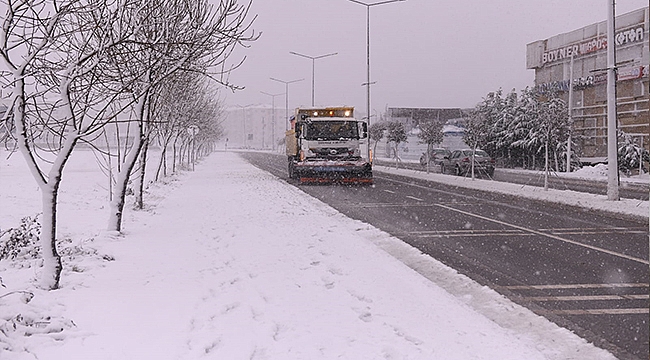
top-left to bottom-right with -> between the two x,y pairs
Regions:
288,161 -> 297,179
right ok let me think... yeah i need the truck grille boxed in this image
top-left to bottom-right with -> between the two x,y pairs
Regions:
313,147 -> 350,156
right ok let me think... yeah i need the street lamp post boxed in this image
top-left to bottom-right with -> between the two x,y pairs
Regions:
270,77 -> 304,130
606,0 -> 619,201
261,91 -> 284,151
347,0 -> 405,160
289,51 -> 338,106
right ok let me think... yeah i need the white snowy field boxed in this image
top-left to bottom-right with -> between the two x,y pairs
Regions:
0,149 -> 646,359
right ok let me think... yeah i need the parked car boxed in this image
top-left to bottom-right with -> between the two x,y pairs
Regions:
441,149 -> 495,177
419,148 -> 451,169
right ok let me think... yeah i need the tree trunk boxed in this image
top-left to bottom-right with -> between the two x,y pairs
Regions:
13,75 -> 78,290
394,143 -> 399,169
135,138 -> 149,209
108,97 -> 147,232
155,144 -> 166,182
108,126 -> 144,232
544,140 -> 549,191
172,135 -> 179,173
40,182 -> 63,290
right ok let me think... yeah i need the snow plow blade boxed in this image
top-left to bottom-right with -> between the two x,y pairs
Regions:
294,160 -> 373,185
299,176 -> 373,185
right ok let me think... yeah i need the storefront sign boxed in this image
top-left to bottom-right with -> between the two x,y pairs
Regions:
617,66 -> 644,81
536,67 -> 644,93
542,25 -> 644,65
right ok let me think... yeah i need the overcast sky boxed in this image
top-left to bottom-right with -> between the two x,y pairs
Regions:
222,0 -> 648,113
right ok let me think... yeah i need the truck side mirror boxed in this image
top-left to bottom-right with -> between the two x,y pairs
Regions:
361,122 -> 368,139
295,124 -> 302,138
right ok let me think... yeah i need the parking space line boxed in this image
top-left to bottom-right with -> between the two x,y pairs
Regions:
523,294 -> 649,301
409,229 -> 532,238
410,229 -> 525,235
435,203 -> 649,265
405,195 -> 424,201
501,283 -> 649,290
540,227 -> 649,235
339,203 -> 438,208
539,308 -> 649,315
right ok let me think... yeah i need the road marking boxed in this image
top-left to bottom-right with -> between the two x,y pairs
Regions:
539,308 -> 649,315
383,189 -> 396,194
340,203 -> 439,208
336,202 -> 475,208
539,227 -> 649,235
411,229 -> 525,235
413,232 -> 533,238
409,229 -> 533,238
539,227 -> 646,232
500,283 -> 649,290
405,195 -> 424,201
435,203 -> 649,265
551,230 -> 649,235
523,294 -> 649,301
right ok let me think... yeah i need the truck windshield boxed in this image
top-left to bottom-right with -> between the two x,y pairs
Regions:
304,121 -> 358,140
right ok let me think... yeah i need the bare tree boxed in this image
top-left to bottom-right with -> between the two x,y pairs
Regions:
386,121 -> 407,169
417,120 -> 444,173
0,0 -> 138,290
368,121 -> 386,163
104,0 -> 257,232
0,0 -> 256,289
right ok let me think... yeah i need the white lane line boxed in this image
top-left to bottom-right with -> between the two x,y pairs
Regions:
405,195 -> 424,201
501,283 -> 649,290
383,189 -> 396,194
435,203 -> 649,265
537,227 -> 634,232
539,308 -> 649,315
414,232 -> 533,238
409,229 -> 532,238
410,229 -> 525,235
341,203 -> 439,209
340,203 -> 472,208
551,230 -> 649,235
523,294 -> 649,301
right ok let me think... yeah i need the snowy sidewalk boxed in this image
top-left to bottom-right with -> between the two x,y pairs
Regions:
8,152 -> 617,359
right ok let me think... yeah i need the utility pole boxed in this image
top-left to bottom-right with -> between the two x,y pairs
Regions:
567,54 -> 574,172
606,0 -> 619,200
347,0 -> 406,161
290,51 -> 338,107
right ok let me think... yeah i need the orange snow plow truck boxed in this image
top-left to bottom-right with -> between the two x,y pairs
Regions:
286,106 -> 373,184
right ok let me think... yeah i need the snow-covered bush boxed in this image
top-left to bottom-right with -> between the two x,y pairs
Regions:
0,290 -> 76,352
618,131 -> 649,175
0,215 -> 41,261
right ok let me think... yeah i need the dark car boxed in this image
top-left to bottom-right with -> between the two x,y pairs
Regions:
419,148 -> 451,170
441,149 -> 495,177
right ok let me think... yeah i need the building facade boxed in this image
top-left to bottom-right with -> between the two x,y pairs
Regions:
224,105 -> 285,150
526,7 -> 649,162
